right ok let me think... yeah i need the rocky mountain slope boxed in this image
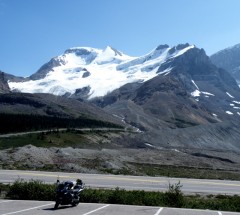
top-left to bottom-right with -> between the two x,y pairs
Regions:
0,72 -> 10,93
93,46 -> 240,151
211,43 -> 240,83
2,144 -> 240,177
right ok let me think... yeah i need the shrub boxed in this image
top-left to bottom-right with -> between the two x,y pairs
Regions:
5,179 -> 240,212
6,179 -> 56,201
163,181 -> 184,207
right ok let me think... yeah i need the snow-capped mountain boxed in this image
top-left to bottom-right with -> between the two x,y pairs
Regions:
3,43 -> 240,151
93,46 -> 240,151
9,44 -> 195,99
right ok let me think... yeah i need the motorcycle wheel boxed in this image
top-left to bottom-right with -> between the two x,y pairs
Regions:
54,201 -> 60,209
71,202 -> 79,207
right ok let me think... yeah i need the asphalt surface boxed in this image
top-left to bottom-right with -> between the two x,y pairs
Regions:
1,170 -> 240,195
0,128 -> 126,138
1,200 -> 240,215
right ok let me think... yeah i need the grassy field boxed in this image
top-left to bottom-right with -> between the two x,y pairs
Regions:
103,163 -> 240,181
132,163 -> 240,180
0,129 -> 123,149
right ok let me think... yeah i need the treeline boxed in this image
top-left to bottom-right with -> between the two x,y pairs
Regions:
0,113 -> 122,134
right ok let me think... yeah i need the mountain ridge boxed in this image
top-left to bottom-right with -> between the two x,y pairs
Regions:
8,43 -> 195,99
210,43 -> 240,83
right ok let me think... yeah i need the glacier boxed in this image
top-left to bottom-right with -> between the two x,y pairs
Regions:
9,44 -> 195,99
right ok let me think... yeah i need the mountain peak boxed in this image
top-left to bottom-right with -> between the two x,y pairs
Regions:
155,43 -> 194,52
155,44 -> 169,50
219,43 -> 240,53
64,47 -> 101,56
8,43 -> 201,99
105,46 -> 123,56
175,43 -> 191,50
211,42 -> 240,83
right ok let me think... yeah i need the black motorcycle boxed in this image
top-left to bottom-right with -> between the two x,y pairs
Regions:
54,180 -> 84,209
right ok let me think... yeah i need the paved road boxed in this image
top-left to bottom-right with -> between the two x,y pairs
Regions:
1,170 -> 240,195
0,200 -> 240,215
0,128 -> 127,138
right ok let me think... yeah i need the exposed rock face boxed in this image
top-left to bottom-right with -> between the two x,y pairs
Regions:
82,69 -> 91,78
0,72 -> 10,93
0,71 -> 24,83
29,57 -> 66,80
210,43 -> 240,83
71,86 -> 91,100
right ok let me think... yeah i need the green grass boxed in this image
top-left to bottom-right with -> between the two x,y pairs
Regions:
132,163 -> 240,180
101,163 -> 240,181
0,129 -> 122,149
0,132 -> 86,149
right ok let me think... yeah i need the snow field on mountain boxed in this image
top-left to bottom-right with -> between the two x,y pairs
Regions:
191,79 -> 215,98
9,45 -> 195,99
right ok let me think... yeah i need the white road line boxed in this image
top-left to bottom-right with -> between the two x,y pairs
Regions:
0,203 -> 54,215
218,212 -> 222,215
82,204 -> 110,215
154,207 -> 163,215
0,200 -> 14,204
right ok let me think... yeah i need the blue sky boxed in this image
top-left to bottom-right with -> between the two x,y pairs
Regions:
1,0 -> 240,77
